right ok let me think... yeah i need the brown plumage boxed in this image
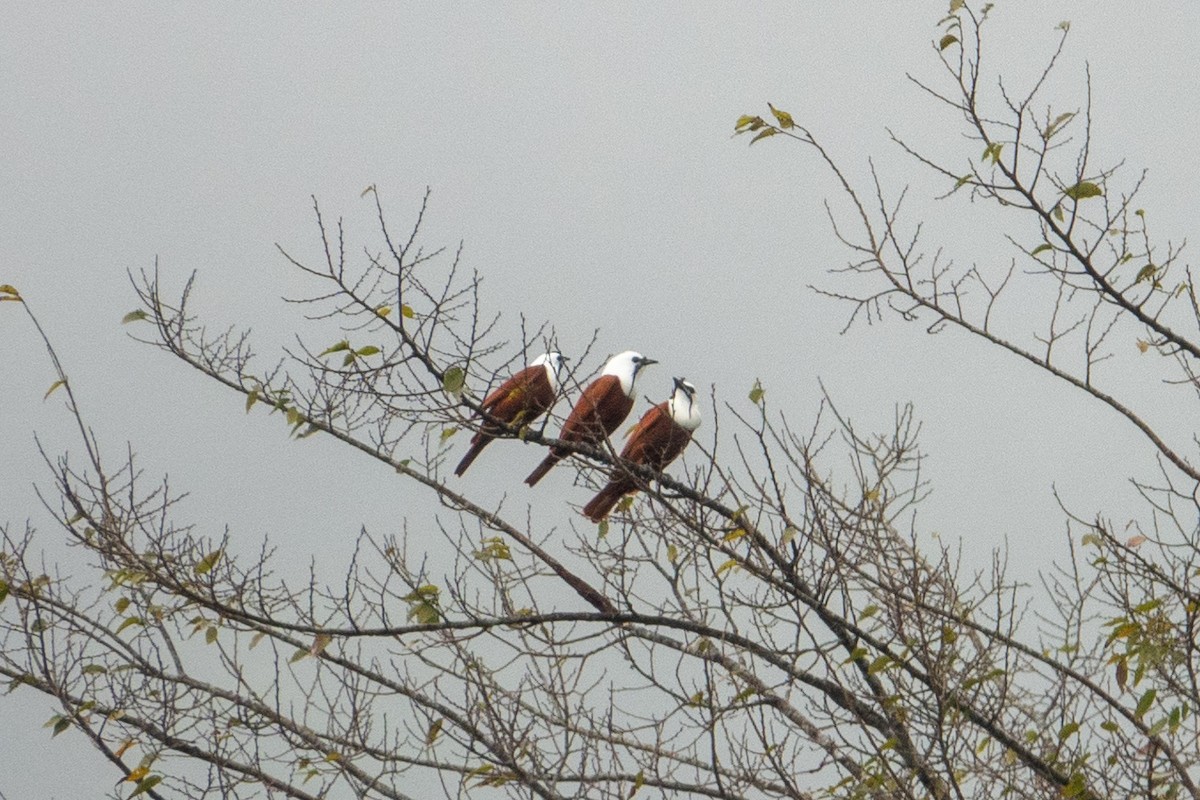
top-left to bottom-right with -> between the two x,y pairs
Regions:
454,354 -> 564,477
582,377 -> 701,522
524,374 -> 633,486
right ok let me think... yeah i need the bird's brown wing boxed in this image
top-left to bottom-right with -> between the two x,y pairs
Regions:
558,374 -> 632,445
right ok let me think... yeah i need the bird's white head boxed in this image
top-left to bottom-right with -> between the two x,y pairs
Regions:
668,377 -> 702,431
602,350 -> 657,396
531,352 -> 567,392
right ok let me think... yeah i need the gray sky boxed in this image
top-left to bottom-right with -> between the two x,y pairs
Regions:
3,3 -> 1199,797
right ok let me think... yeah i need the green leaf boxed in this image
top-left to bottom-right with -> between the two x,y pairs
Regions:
194,550 -> 222,576
205,626 -> 218,644
318,340 -> 351,357
768,103 -> 794,130
407,601 -> 440,625
245,387 -> 259,413
1045,111 -> 1075,139
748,379 -> 764,405
1136,264 -> 1158,284
121,309 -> 148,324
860,604 -> 879,619
1133,598 -> 1162,614
289,648 -> 310,663
1052,203 -> 1065,222
1058,721 -> 1080,741
355,345 -> 381,357
597,520 -> 609,539
0,581 -> 7,605
715,559 -> 739,576
735,114 -> 765,132
43,379 -> 66,400
114,597 -> 131,614
981,142 -> 1003,164
1135,688 -> 1156,719
439,426 -> 458,444
116,616 -> 144,635
375,305 -> 392,317
953,173 -> 972,190
628,769 -> 645,799
867,655 -> 893,674
129,775 -> 163,797
52,717 -> 71,737
1063,181 -> 1103,201
939,34 -> 959,51
442,366 -> 465,394
1100,719 -> 1119,733
749,128 -> 777,145
1030,243 -> 1053,257
426,718 -> 443,745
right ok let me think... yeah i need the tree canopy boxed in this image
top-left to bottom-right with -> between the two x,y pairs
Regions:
4,5 -> 1199,799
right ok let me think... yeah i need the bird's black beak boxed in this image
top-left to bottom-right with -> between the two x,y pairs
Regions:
639,357 -> 658,368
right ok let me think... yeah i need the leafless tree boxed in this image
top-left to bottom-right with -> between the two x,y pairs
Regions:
3,5 -> 1198,799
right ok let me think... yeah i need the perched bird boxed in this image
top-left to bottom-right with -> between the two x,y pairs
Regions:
454,352 -> 566,477
524,350 -> 657,487
582,377 -> 702,522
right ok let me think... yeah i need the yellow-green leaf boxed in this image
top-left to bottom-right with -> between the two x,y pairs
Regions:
1063,181 -> 1103,201
628,769 -> 645,799
0,284 -> 20,298
748,379 -> 764,405
401,304 -> 415,319
768,103 -> 794,130
426,718 -> 443,745
1135,688 -> 1156,719
194,550 -> 222,576
245,388 -> 259,413
43,379 -> 66,400
442,366 -> 465,394
289,648 -> 310,663
716,559 -> 739,576
121,310 -> 148,324
597,520 -> 609,539
52,717 -> 70,737
355,345 -> 381,357
310,633 -> 332,656
439,426 -> 458,443
129,775 -> 162,797
375,305 -> 392,317
205,626 -> 218,644
749,127 -> 777,145
318,340 -> 351,357
939,34 -> 959,51
1031,243 -> 1053,257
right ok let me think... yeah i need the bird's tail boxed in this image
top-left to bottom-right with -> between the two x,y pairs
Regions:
582,482 -> 628,522
524,451 -> 563,487
454,436 -> 491,477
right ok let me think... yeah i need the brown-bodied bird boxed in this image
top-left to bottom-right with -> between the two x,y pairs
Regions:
582,377 -> 701,521
524,350 -> 656,487
454,352 -> 566,477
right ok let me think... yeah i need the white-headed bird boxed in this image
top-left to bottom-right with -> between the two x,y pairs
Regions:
454,352 -> 566,477
582,377 -> 701,521
525,350 -> 656,487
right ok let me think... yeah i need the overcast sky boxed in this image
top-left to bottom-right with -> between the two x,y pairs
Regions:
3,4 -> 1199,797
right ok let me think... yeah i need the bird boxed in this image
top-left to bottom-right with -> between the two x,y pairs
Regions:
524,350 -> 657,487
581,376 -> 702,522
454,352 -> 567,477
